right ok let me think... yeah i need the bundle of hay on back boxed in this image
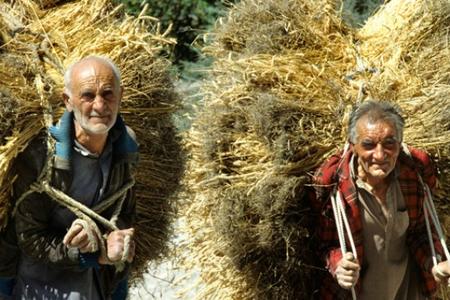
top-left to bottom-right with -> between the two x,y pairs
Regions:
0,0 -> 183,281
180,0 -> 357,298
0,3 -> 23,47
181,0 -> 449,298
355,0 -> 450,214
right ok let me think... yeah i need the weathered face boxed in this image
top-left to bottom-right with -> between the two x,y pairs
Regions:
353,117 -> 401,181
64,59 -> 122,136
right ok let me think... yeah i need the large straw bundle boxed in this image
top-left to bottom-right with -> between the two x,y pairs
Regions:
355,0 -> 450,208
182,0 -> 449,298
0,0 -> 183,281
180,0 -> 357,298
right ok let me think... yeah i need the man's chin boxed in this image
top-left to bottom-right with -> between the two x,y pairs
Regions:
82,124 -> 112,135
368,169 -> 390,179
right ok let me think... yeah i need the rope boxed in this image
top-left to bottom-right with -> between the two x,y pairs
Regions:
420,177 -> 450,278
41,181 -> 119,231
401,144 -> 450,277
424,204 -> 438,267
13,164 -> 135,270
336,192 -> 358,258
70,219 -> 102,253
330,190 -> 357,300
92,180 -> 135,220
14,179 -> 134,230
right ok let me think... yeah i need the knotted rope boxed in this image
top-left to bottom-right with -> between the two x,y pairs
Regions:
13,168 -> 135,271
69,218 -> 102,253
401,144 -> 450,280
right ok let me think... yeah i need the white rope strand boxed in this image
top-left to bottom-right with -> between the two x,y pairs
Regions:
402,144 -> 450,275
331,191 -> 357,300
424,194 -> 450,262
337,191 -> 358,260
331,193 -> 346,253
417,173 -> 450,265
424,203 -> 438,267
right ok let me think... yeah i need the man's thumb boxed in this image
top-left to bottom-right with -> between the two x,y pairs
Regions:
344,252 -> 355,261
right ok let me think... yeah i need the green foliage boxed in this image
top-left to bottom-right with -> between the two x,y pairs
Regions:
341,0 -> 385,27
117,0 -> 233,64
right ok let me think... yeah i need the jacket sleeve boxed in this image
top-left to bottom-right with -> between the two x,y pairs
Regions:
0,221 -> 19,277
101,162 -> 137,298
115,180 -> 136,230
312,155 -> 343,276
314,187 -> 344,276
405,148 -> 442,295
115,126 -> 138,231
13,140 -> 80,267
14,193 -> 80,266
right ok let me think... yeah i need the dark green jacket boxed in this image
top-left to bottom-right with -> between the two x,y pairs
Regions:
0,111 -> 138,299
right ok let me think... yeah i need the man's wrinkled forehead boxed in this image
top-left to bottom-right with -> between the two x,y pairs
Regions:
71,60 -> 118,88
356,116 -> 397,137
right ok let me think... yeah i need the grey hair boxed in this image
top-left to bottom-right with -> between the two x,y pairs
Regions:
348,100 -> 405,143
63,55 -> 121,97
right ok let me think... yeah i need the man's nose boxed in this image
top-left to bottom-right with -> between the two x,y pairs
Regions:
93,95 -> 106,110
373,143 -> 386,161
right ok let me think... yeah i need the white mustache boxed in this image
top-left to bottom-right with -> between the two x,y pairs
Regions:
90,111 -> 111,118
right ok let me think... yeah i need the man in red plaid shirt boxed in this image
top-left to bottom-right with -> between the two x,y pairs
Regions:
312,101 -> 450,299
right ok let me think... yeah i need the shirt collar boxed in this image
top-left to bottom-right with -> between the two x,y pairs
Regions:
73,138 -> 112,159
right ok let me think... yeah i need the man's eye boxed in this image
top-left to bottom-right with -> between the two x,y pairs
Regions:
81,93 -> 95,101
361,142 -> 376,150
102,90 -> 113,99
382,139 -> 397,149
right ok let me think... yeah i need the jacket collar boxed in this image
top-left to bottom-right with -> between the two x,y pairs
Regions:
334,144 -> 354,182
49,110 -> 138,170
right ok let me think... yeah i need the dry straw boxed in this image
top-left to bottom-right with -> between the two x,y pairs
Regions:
182,0 -> 449,298
356,0 -> 450,212
181,0 -> 357,299
0,0 -> 183,281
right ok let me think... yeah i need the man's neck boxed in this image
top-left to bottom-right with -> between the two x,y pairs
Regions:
74,122 -> 108,155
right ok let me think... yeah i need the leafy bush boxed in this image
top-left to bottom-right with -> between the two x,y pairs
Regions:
117,0 -> 234,64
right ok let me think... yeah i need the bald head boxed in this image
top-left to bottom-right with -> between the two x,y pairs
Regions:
62,55 -> 123,137
64,56 -> 121,97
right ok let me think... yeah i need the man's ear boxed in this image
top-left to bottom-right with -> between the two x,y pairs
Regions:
63,90 -> 73,111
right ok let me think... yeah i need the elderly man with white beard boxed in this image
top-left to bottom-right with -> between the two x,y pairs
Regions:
0,56 -> 138,300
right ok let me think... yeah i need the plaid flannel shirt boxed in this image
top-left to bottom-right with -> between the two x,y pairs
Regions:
312,145 -> 442,300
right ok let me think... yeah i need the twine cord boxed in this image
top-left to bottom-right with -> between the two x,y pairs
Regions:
421,178 -> 450,278
13,176 -> 135,270
402,143 -> 450,275
12,96 -> 134,270
70,218 -> 101,253
330,190 -> 357,300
